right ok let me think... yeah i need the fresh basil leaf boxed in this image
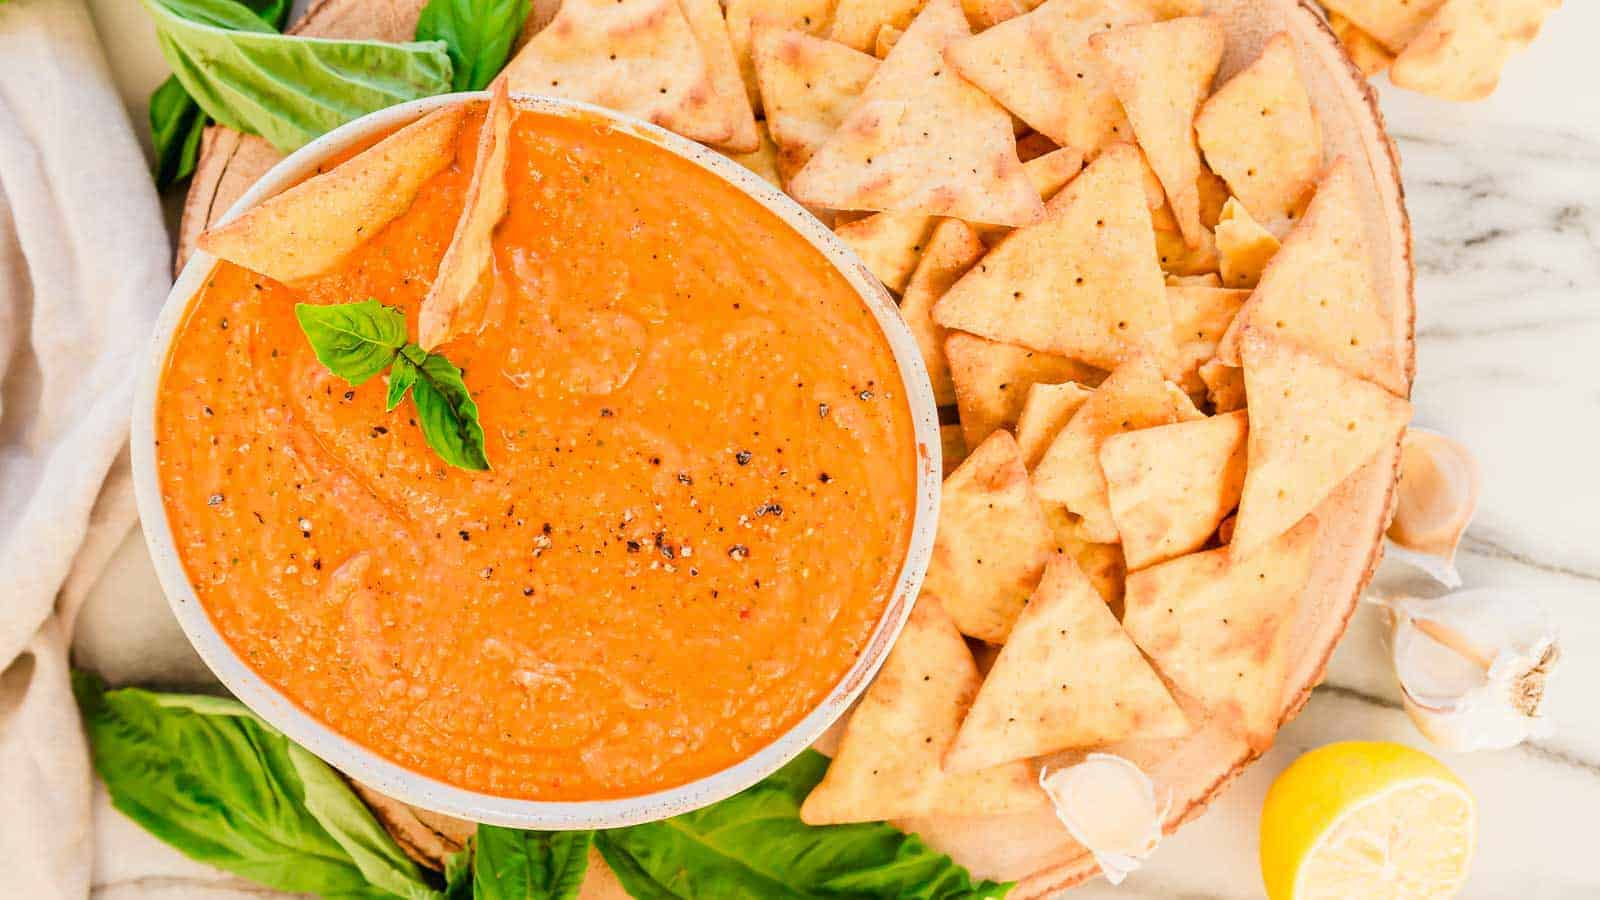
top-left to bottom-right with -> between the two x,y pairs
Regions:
140,0 -> 453,153
290,744 -> 442,900
415,0 -> 532,91
595,750 -> 1012,899
473,826 -> 592,900
387,353 -> 420,411
295,301 -> 409,386
150,76 -> 207,189
146,0 -> 288,190
72,673 -> 438,899
408,346 -> 490,471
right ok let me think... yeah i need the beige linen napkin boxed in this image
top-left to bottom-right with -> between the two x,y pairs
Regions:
0,0 -> 170,896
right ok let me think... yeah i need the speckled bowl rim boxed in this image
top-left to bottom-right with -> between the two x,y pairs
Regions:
131,92 -> 942,830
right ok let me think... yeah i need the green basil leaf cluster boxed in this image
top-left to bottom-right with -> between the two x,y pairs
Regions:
141,0 -> 452,155
473,826 -> 592,899
595,750 -> 1014,899
78,676 -> 1011,900
294,301 -> 490,471
416,0 -> 533,91
72,673 -> 440,899
148,0 -> 289,189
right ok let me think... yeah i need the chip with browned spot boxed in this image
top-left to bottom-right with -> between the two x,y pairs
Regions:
198,105 -> 464,284
1102,409 -> 1248,569
932,144 -> 1175,372
788,0 -> 1044,225
921,431 -> 1056,642
752,27 -> 879,174
498,0 -> 757,151
1092,16 -> 1224,248
800,595 -> 1048,824
946,333 -> 1103,449
1032,353 -> 1188,542
1216,158 -> 1407,395
1195,33 -> 1321,234
1230,328 -> 1411,559
946,553 -> 1188,772
1122,514 -> 1318,750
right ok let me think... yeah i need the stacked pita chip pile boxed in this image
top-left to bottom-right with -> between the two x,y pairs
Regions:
481,0 -> 1411,834
1319,0 -> 1563,100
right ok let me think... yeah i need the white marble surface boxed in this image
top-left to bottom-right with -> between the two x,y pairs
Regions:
80,2 -> 1600,897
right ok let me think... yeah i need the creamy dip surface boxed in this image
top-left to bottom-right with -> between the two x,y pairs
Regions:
156,108 -> 918,800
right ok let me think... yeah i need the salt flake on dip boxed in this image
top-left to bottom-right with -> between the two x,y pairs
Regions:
1039,754 -> 1169,885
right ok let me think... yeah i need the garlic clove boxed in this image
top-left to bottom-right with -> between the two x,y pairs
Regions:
1039,754 -> 1168,885
1385,589 -> 1560,752
1386,429 -> 1481,586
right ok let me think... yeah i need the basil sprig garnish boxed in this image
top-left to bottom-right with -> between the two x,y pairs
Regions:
295,300 -> 490,471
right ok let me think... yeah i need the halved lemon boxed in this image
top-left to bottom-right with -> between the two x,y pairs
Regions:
1260,741 -> 1475,899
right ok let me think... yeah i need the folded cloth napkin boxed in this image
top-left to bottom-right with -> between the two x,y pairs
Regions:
0,0 -> 171,896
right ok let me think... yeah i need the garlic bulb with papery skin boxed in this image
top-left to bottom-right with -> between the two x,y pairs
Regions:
1385,429 -> 1481,588
1039,754 -> 1169,885
1384,589 -> 1559,752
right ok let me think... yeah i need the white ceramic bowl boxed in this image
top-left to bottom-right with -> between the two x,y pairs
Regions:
132,92 -> 942,830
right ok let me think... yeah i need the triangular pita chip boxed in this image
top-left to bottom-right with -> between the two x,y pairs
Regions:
1199,358 -> 1246,412
1231,329 -> 1412,559
1032,353 -> 1187,542
1091,16 -> 1223,248
725,0 -> 834,111
498,0 -> 755,150
921,431 -> 1056,642
677,0 -> 765,152
788,0 -> 1044,225
1214,197 -> 1280,289
1389,0 -> 1561,102
834,212 -> 939,294
932,144 -> 1175,372
946,554 -> 1187,772
899,220 -> 987,406
721,120 -> 785,186
751,27 -> 879,173
1014,381 -> 1094,468
1327,11 -> 1396,76
419,84 -> 514,352
800,596 -> 1047,824
198,106 -> 463,283
840,147 -> 1081,290
1122,514 -> 1318,749
1320,0 -> 1446,53
944,0 -> 1166,154
945,333 -> 1103,449
1168,285 -> 1247,393
1195,34 -> 1321,234
1101,409 -> 1248,569
941,423 -> 968,476
1216,159 -> 1407,395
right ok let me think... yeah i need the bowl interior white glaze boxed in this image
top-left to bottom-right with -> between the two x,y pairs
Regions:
131,92 -> 942,830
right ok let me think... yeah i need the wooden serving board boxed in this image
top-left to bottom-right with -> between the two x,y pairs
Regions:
175,0 -> 1413,894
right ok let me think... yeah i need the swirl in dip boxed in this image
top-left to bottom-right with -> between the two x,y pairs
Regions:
155,105 -> 918,800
